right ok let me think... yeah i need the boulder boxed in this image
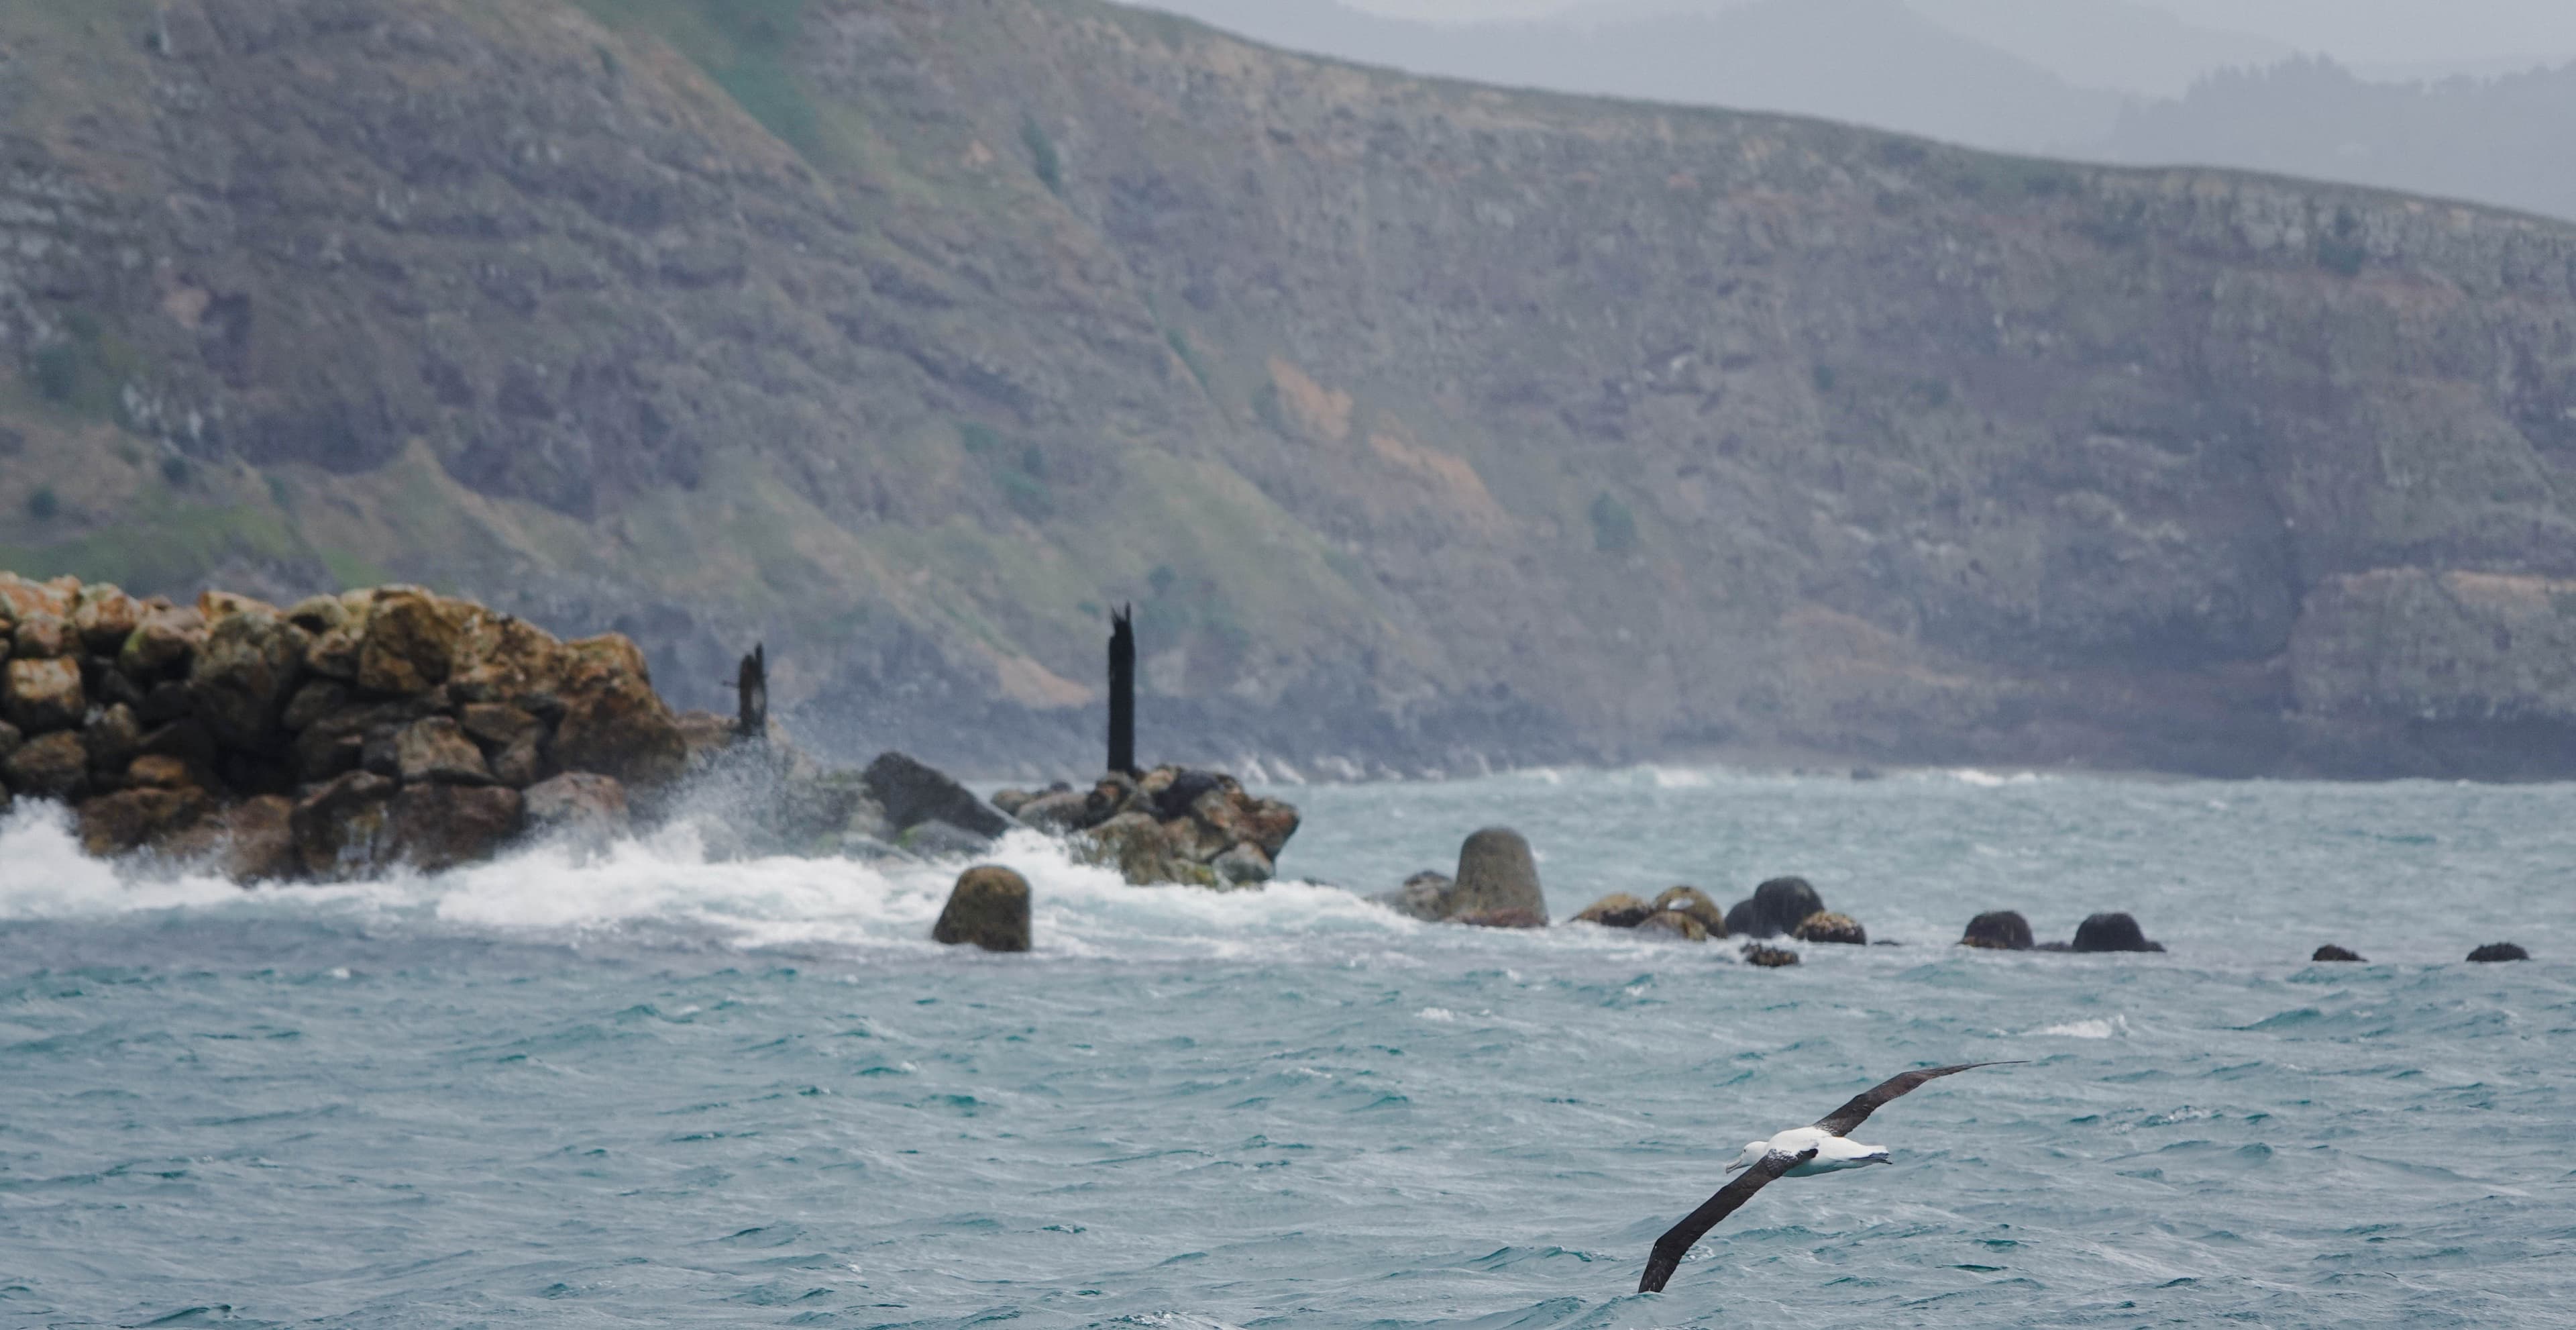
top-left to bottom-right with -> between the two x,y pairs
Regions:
1653,886 -> 1728,935
523,772 -> 631,848
72,586 -> 142,654
396,716 -> 494,786
447,611 -> 568,702
489,731 -> 545,788
1452,827 -> 1547,925
2311,944 -> 2365,962
864,751 -> 1011,839
1635,910 -> 1709,941
356,591 -> 459,695
1793,911 -> 1868,945
11,611 -> 72,659
2071,913 -> 2165,954
1016,788 -> 1099,833
1573,892 -> 1657,928
77,786 -> 211,857
126,754 -> 194,789
1078,811 -> 1218,888
136,679 -> 192,724
284,593 -> 354,637
0,572 -> 74,621
304,621 -> 364,680
990,787 -> 1039,816
0,718 -> 19,760
933,865 -> 1033,952
2467,942 -> 2529,963
291,770 -> 398,878
5,656 -> 85,733
196,590 -> 279,623
551,670 -> 686,789
386,782 -> 524,872
186,609 -> 311,751
1725,876 -> 1825,938
1960,911 -> 2035,950
1212,841 -> 1275,886
281,680 -> 350,733
82,703 -> 144,782
118,607 -> 206,680
4,730 -> 89,801
1741,943 -> 1801,968
200,795 -> 299,882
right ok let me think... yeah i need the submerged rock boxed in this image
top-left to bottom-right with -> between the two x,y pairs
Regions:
1572,892 -> 1656,928
934,865 -> 1032,953
1741,943 -> 1801,968
1725,876 -> 1825,939
1961,911 -> 2035,950
2071,912 -> 2165,954
1377,870 -> 1455,922
1793,911 -> 1868,945
2311,944 -> 2365,962
2467,942 -> 2529,962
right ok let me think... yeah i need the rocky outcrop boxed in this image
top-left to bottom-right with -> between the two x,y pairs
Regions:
1448,828 -> 1549,927
1057,766 -> 1300,888
933,865 -> 1034,953
1635,911 -> 1710,942
2311,944 -> 2365,962
2072,913 -> 2165,954
1961,911 -> 2035,950
2467,942 -> 2529,962
1741,943 -> 1801,968
1653,887 -> 1729,937
1792,911 -> 1868,945
3,572 -> 722,882
1725,878 -> 1828,939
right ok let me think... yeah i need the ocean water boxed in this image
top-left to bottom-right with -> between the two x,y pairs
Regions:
2,766 -> 2571,1328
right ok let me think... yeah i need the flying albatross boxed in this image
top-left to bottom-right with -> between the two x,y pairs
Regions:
1637,1061 -> 2024,1294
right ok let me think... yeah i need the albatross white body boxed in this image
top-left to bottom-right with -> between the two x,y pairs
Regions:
1725,1125 -> 1890,1176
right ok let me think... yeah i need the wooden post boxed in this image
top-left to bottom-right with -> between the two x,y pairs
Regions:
736,643 -> 767,739
1108,605 -> 1137,777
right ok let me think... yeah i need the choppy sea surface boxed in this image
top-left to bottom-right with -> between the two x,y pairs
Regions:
3,766 -> 2571,1328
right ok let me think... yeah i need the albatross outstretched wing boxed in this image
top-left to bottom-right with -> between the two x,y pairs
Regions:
1811,1061 -> 2025,1138
1638,1146 -> 1817,1294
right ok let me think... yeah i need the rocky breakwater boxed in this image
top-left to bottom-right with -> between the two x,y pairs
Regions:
996,768 -> 1301,890
0,571 -> 729,880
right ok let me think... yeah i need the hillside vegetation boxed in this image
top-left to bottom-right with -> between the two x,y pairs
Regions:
6,0 -> 2576,776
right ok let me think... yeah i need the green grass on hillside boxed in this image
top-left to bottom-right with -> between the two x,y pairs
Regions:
569,0 -> 822,160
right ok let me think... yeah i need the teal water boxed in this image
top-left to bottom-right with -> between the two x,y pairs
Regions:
2,767 -> 2571,1327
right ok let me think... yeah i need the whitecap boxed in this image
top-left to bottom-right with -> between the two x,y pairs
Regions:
2032,1015 -> 2129,1039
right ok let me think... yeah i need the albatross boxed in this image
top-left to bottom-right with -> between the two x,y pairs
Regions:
1637,1061 -> 2024,1294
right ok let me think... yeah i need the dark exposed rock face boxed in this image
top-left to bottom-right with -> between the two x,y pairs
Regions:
523,772 -> 631,849
1574,893 -> 1656,928
2467,942 -> 2529,962
934,866 -> 1034,953
1727,878 -> 1827,939
1741,943 -> 1801,968
2312,944 -> 2365,962
1962,911 -> 2036,950
12,7 -> 2576,775
865,752 -> 1012,841
2072,913 -> 2165,954
1063,764 -> 1300,888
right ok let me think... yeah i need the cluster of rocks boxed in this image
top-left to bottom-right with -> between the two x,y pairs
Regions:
1377,827 -> 1550,927
995,767 -> 1300,889
1570,874 -> 1868,952
1955,910 -> 2163,953
0,572 -> 730,879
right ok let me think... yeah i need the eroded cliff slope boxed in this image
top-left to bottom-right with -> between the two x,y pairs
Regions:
4,0 -> 2574,775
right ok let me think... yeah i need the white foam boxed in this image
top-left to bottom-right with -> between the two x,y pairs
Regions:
1949,768 -> 2044,788
0,802 -> 247,919
1649,766 -> 1712,789
1417,1006 -> 1458,1022
2032,1015 -> 2129,1039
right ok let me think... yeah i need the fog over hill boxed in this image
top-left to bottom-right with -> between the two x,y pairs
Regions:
1140,0 -> 2576,220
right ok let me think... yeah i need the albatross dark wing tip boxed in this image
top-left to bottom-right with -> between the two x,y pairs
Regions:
1811,1060 -> 2027,1137
1635,1145 -> 1817,1294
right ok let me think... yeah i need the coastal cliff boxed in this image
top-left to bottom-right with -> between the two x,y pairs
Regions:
5,0 -> 2576,776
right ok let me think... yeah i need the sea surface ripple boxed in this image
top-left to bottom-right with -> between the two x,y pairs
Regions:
1,766 -> 2571,1327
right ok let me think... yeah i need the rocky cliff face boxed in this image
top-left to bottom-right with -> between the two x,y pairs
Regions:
4,0 -> 2575,777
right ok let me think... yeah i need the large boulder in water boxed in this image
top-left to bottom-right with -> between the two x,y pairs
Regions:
1653,886 -> 1729,936
934,865 -> 1032,952
1725,876 -> 1825,938
865,751 -> 1010,840
1078,811 -> 1221,888
1792,911 -> 1868,945
2312,944 -> 2365,962
2072,912 -> 2165,953
1961,911 -> 2035,950
76,786 -> 211,857
1451,827 -> 1547,926
2467,942 -> 2529,962
1573,892 -> 1656,928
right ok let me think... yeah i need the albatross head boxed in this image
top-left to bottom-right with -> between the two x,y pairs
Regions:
1723,1141 -> 1771,1174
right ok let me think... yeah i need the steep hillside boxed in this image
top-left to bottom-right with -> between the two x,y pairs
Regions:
5,0 -> 2576,776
